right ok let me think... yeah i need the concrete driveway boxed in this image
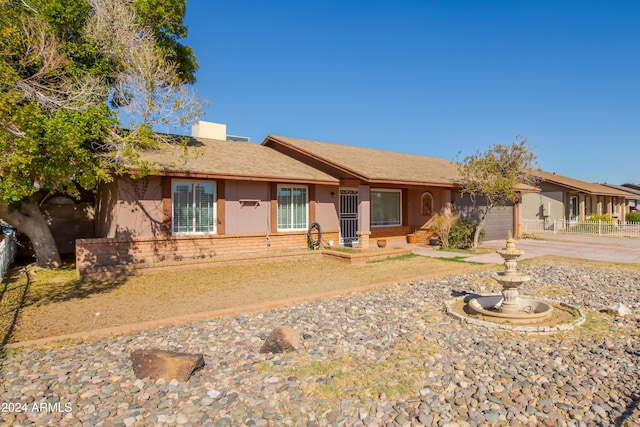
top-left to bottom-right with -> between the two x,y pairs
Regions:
406,235 -> 640,265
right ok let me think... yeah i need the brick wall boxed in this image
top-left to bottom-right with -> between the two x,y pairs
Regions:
370,226 -> 412,240
76,229 -> 341,280
369,226 -> 434,243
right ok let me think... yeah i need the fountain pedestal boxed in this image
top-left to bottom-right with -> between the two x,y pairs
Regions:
467,236 -> 553,324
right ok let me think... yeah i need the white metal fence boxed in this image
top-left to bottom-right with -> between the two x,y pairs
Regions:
0,231 -> 17,281
521,219 -> 640,238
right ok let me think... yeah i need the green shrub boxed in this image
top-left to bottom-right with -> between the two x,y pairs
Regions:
585,214 -> 615,223
447,220 -> 478,249
626,212 -> 640,222
566,213 -> 617,234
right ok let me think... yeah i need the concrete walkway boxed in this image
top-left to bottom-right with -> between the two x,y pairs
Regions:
373,235 -> 640,265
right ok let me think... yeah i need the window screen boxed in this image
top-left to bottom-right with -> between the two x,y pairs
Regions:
172,182 -> 215,234
277,186 -> 307,230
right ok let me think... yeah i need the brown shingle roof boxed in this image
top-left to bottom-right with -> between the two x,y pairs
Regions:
263,135 -> 462,187
531,170 -> 636,198
136,137 -> 339,184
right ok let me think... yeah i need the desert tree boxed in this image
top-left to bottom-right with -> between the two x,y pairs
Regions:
0,0 -> 205,267
457,137 -> 538,249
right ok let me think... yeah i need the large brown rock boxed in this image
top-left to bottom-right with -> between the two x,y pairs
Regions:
130,349 -> 204,381
259,326 -> 301,354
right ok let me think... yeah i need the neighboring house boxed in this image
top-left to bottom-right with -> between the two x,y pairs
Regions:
74,121 -> 524,278
618,184 -> 640,212
521,170 -> 636,225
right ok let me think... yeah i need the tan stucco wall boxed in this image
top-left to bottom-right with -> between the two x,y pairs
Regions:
358,184 -> 371,232
521,191 -> 564,221
99,177 -> 343,238
224,180 -> 271,233
314,185 -> 340,230
407,187 -> 450,228
224,182 -> 340,233
114,177 -> 164,238
95,180 -> 118,238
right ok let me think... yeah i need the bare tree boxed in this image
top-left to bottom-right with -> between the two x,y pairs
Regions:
457,138 -> 538,249
2,11 -> 104,137
86,0 -> 205,167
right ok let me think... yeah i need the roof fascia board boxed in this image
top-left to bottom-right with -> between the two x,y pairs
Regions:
535,172 -> 633,197
538,177 -> 607,196
367,179 -> 459,188
124,169 -> 338,185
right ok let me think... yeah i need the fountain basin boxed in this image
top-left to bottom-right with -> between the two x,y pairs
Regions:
493,272 -> 530,286
468,295 -> 553,324
496,249 -> 524,259
445,296 -> 585,333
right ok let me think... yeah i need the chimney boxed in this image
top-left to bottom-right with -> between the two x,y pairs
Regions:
191,121 -> 226,140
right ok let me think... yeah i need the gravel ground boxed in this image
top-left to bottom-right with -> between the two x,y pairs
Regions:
1,263 -> 639,427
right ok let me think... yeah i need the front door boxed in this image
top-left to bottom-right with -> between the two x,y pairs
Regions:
339,189 -> 358,246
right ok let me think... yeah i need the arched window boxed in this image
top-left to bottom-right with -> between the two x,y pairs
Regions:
421,192 -> 434,216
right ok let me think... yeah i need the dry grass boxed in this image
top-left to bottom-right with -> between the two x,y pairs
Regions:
1,255 -> 491,344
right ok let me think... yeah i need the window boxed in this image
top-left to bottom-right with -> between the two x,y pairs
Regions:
569,196 -> 578,222
277,186 -> 308,230
371,189 -> 401,227
172,181 -> 216,234
421,192 -> 434,216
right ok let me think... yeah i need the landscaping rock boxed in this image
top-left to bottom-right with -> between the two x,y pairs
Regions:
1,264 -> 639,426
130,349 -> 204,381
259,326 -> 301,353
605,302 -> 633,317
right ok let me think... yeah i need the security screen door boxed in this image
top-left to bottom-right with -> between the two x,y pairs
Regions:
339,189 -> 358,246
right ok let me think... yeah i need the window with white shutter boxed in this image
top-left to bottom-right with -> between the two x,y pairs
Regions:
172,181 -> 216,234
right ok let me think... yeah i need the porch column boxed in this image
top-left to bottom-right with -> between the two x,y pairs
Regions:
357,184 -> 370,235
578,193 -> 586,221
613,197 -> 623,221
597,197 -> 603,215
513,198 -> 521,237
443,190 -> 453,215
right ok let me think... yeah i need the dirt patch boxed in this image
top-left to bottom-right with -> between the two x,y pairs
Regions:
1,255 -> 491,344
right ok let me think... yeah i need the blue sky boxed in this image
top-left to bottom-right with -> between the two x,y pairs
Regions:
182,1 -> 639,184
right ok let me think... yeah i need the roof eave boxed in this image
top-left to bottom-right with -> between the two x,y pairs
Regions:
126,168 -> 339,185
367,178 -> 460,188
